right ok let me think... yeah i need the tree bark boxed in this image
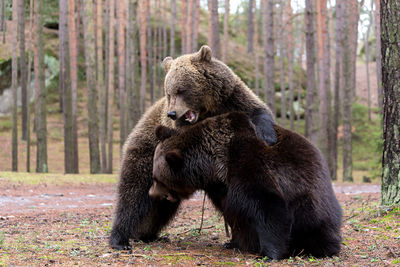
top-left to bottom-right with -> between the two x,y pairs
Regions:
107,0 -> 115,173
96,0 -> 107,173
374,0 -> 383,112
278,0 -> 286,127
170,0 -> 176,56
210,0 -> 220,59
286,0 -> 294,130
342,0 -> 353,182
192,0 -> 199,51
26,0 -> 33,172
146,1 -> 153,104
11,0 -> 18,171
254,0 -> 259,95
60,0 -> 75,173
381,0 -> 400,205
117,0 -> 126,148
68,0 -> 79,173
304,0 -> 318,143
181,0 -> 187,54
332,0 -> 344,180
316,0 -> 332,174
162,1 -> 167,57
1,0 -> 6,44
139,0 -> 147,113
82,0 -> 101,174
126,0 -> 139,133
297,30 -> 304,133
222,0 -> 229,62
18,0 -> 27,141
35,0 -> 48,173
248,0 -> 254,53
365,0 -> 373,121
262,0 -> 275,115
187,0 -> 193,53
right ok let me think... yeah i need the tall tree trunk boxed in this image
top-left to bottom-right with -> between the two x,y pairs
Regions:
146,2 -> 153,104
210,0 -> 220,58
278,0 -> 286,127
162,1 -> 167,57
117,0 -> 126,148
107,0 -> 115,173
11,0 -> 18,171
60,0 -> 74,173
187,0 -> 193,52
18,0 -> 27,141
286,0 -> 294,130
97,0 -> 106,173
349,0 -> 364,98
26,0 -> 33,172
248,0 -> 254,53
68,0 -> 79,173
374,0 -> 382,112
381,0 -> 400,205
170,0 -> 176,56
332,0 -> 344,180
126,0 -> 139,132
304,0 -> 318,143
262,0 -> 275,115
296,42 -> 304,134
254,0 -> 259,95
82,0 -> 101,174
35,0 -> 48,173
181,0 -> 186,54
365,0 -> 373,121
342,0 -> 353,182
139,0 -> 147,113
1,0 -> 6,44
222,0 -> 229,62
192,0 -> 199,51
316,0 -> 332,173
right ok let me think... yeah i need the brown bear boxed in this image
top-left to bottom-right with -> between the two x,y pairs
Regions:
150,112 -> 342,260
110,46 -> 278,249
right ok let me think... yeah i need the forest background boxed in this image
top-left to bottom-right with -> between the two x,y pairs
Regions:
0,0 -> 400,265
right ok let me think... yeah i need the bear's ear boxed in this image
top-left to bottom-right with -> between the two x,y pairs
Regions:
193,45 -> 212,62
162,56 -> 173,73
165,149 -> 183,169
155,125 -> 177,141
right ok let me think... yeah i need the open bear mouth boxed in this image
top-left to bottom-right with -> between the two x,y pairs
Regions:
184,110 -> 198,124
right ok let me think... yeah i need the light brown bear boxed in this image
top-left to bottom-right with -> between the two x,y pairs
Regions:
110,45 -> 277,250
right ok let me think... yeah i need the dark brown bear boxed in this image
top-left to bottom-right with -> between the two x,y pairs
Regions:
150,112 -> 342,260
110,46 -> 277,249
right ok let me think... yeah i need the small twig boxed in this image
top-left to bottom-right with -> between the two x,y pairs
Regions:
180,225 -> 214,235
198,191 -> 207,233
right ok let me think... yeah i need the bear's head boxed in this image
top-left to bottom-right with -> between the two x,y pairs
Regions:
150,125 -> 199,201
162,45 -> 236,126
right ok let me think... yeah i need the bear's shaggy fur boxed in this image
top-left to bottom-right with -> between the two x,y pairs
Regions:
151,112 -> 342,260
110,46 -> 277,249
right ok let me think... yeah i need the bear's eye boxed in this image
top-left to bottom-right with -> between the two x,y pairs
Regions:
176,89 -> 184,95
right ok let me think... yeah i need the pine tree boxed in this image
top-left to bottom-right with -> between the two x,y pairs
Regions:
381,0 -> 400,205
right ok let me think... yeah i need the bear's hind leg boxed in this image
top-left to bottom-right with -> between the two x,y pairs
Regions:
224,185 -> 292,259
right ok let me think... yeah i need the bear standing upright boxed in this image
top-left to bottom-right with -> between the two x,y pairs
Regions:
151,112 -> 342,260
110,46 -> 277,249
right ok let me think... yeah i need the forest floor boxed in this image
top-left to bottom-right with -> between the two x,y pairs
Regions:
0,173 -> 399,266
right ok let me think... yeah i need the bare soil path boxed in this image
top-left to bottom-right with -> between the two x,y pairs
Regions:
1,182 -> 399,266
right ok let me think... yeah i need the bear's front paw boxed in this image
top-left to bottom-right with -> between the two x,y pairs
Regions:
110,234 -> 131,250
223,241 -> 239,249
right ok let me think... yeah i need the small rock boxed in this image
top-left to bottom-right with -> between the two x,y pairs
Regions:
113,252 -> 120,258
49,259 -> 55,263
211,233 -> 219,240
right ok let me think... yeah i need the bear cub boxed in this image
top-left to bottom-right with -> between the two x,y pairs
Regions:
150,112 -> 342,260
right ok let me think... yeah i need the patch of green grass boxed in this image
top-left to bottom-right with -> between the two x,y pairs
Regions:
0,172 -> 116,185
0,118 -> 12,132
